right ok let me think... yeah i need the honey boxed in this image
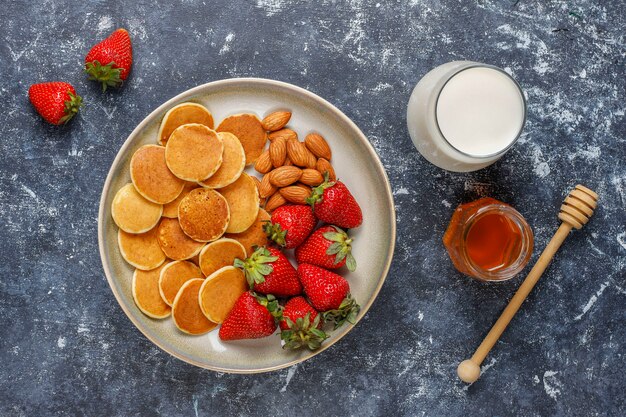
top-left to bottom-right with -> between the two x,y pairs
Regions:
443,197 -> 533,281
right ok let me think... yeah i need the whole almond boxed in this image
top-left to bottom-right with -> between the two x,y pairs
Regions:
262,111 -> 291,132
286,140 -> 311,167
305,133 -> 332,160
316,158 -> 336,181
300,168 -> 324,186
280,186 -> 311,204
295,183 -> 313,199
305,151 -> 317,168
254,150 -> 273,174
265,192 -> 287,212
259,173 -> 277,198
269,137 -> 287,167
269,166 -> 302,187
269,128 -> 298,143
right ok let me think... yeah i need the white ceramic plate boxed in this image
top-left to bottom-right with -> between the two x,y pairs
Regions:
98,78 -> 396,373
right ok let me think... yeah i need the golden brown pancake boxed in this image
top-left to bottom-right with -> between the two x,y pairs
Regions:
111,183 -> 162,233
156,218 -> 205,260
224,208 -> 270,256
118,228 -> 166,270
162,182 -> 198,218
198,266 -> 247,323
219,173 -> 259,233
132,263 -> 171,319
165,124 -> 224,182
158,102 -> 214,146
158,260 -> 203,306
172,278 -> 217,335
178,188 -> 230,242
198,132 -> 245,189
198,238 -> 247,277
130,145 -> 185,204
216,113 -> 266,165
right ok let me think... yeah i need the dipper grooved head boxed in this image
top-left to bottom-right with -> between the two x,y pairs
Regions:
558,184 -> 598,229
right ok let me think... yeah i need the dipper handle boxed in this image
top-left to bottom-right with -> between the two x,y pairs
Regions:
457,185 -> 598,384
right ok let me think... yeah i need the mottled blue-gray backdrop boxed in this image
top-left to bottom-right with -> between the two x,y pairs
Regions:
1,0 -> 624,416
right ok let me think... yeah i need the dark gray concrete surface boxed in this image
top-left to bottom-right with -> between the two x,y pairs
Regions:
0,0 -> 624,415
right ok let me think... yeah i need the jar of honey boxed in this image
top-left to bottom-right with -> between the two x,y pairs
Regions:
443,197 -> 533,281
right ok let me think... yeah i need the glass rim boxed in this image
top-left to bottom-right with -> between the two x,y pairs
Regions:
461,204 -> 533,282
434,63 -> 528,159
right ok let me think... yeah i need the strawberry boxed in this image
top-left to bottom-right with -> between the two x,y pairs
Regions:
295,225 -> 356,271
307,174 -> 362,229
263,204 -> 316,249
234,246 -> 301,297
28,82 -> 82,125
297,264 -> 360,329
279,296 -> 328,350
219,292 -> 278,340
85,28 -> 132,91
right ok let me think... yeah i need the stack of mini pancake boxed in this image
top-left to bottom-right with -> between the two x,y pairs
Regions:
111,102 -> 272,335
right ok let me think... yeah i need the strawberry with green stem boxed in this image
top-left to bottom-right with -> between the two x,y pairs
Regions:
234,246 -> 301,297
279,296 -> 328,350
295,225 -> 356,271
264,204 -> 316,249
28,82 -> 82,125
85,28 -> 133,91
307,173 -> 362,229
297,263 -> 360,329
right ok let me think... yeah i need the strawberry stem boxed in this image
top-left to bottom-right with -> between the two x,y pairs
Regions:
59,91 -> 83,124
85,60 -> 123,92
263,221 -> 287,247
322,294 -> 360,330
234,247 -> 279,289
306,171 -> 335,207
323,226 -> 357,271
281,313 -> 328,350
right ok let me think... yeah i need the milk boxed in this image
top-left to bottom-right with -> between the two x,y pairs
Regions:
407,61 -> 526,172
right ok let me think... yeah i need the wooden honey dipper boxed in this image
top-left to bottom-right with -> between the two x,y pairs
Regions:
457,184 -> 599,384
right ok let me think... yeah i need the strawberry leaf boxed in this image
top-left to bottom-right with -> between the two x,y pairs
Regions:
345,253 -> 357,272
322,294 -> 360,330
235,247 -> 279,288
85,60 -> 123,92
326,242 -> 343,255
281,312 -> 328,351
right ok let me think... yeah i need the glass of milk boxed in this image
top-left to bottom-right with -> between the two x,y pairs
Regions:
406,61 -> 526,172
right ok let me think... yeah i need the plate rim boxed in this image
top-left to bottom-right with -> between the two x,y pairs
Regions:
97,77 -> 396,373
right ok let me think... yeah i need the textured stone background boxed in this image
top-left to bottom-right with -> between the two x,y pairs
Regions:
1,0 -> 624,415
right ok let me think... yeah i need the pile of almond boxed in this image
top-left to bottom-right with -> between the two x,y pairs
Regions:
254,111 -> 336,212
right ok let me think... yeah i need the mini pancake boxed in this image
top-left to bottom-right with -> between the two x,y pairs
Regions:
158,260 -> 203,306
198,266 -> 247,323
172,278 -> 218,335
219,173 -> 259,233
156,218 -> 205,260
111,183 -> 162,233
162,182 -> 198,218
118,228 -> 166,270
198,132 -> 245,189
225,209 -> 270,256
217,113 -> 266,165
158,102 -> 214,145
132,263 -> 171,319
165,124 -> 224,182
130,144 -> 185,204
178,188 -> 230,242
198,238 -> 246,277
